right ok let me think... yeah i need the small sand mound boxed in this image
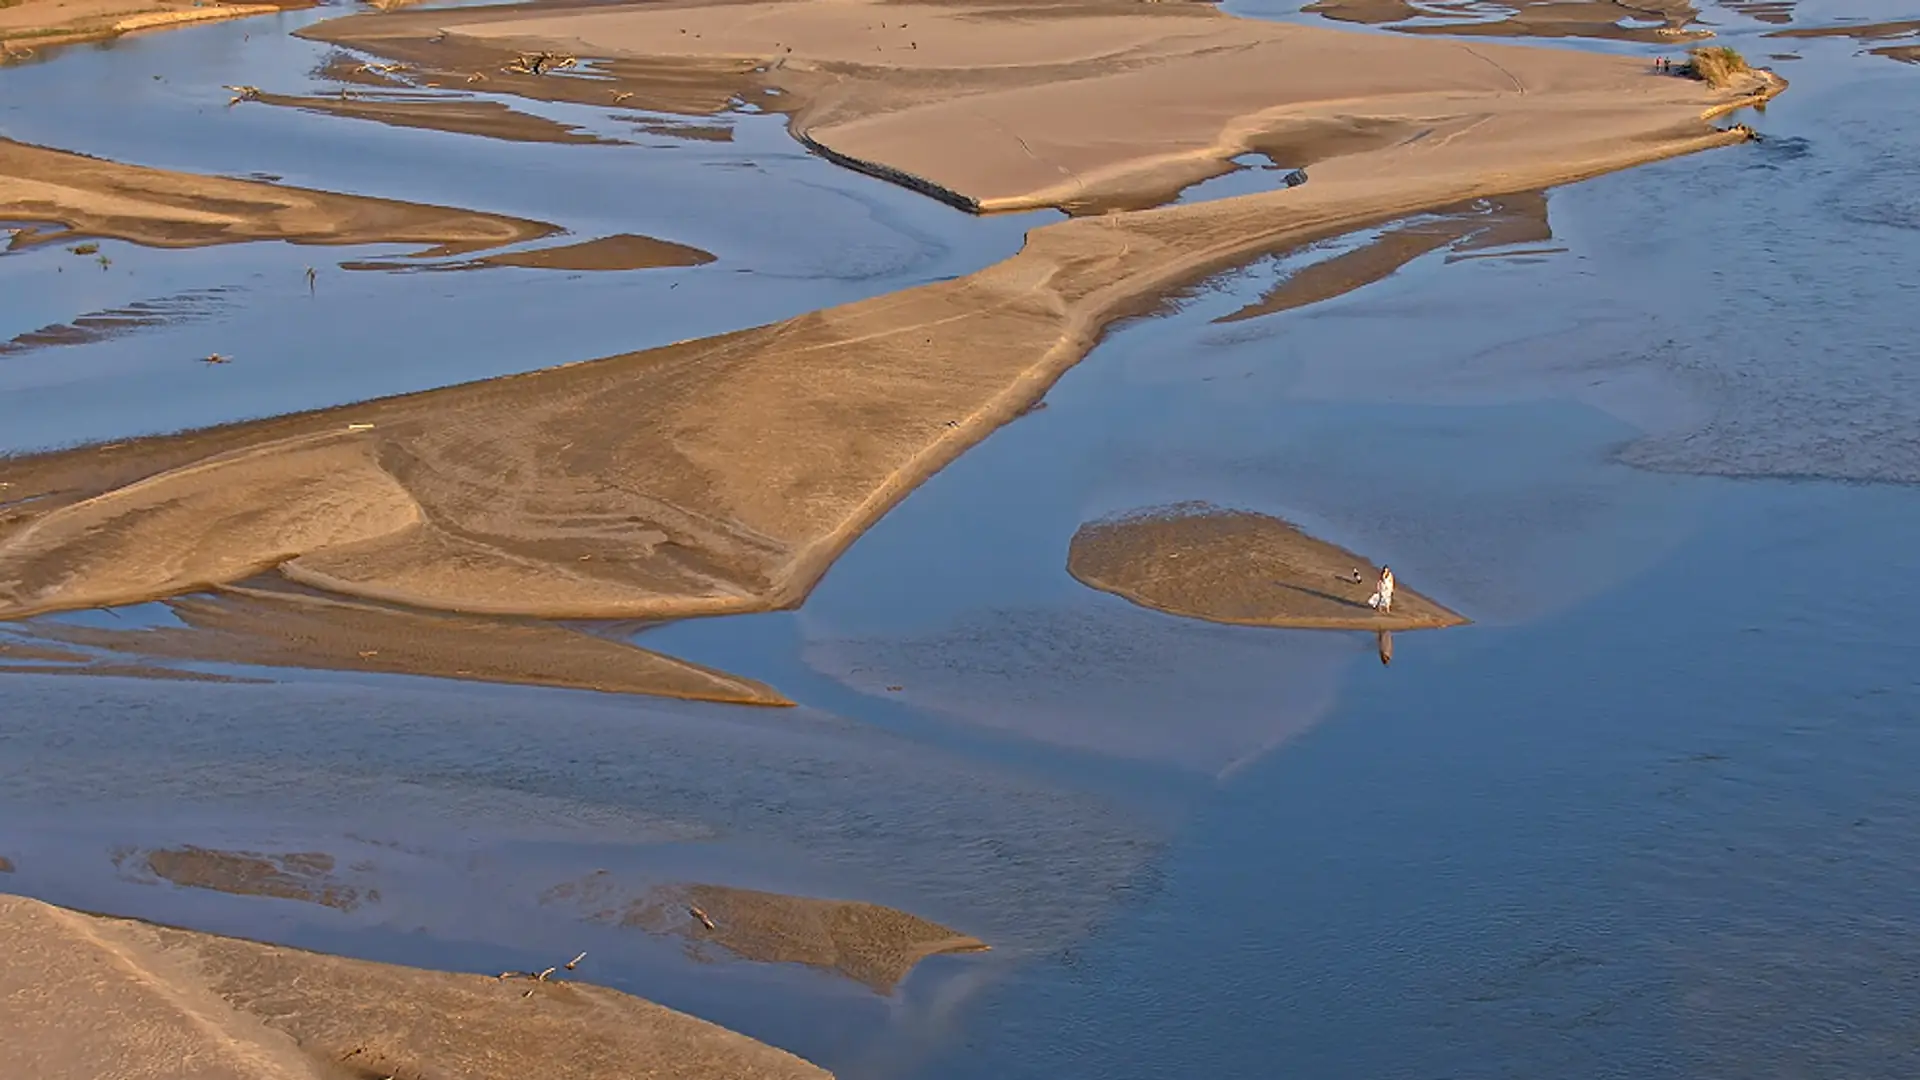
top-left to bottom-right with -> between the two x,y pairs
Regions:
1067,503 -> 1467,631
135,846 -> 366,911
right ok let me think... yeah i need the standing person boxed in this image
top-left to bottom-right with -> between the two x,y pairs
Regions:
1369,566 -> 1395,613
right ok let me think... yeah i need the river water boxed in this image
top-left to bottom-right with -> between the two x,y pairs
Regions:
3,1 -> 1918,1077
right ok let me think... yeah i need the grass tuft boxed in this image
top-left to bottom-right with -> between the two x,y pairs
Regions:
1687,46 -> 1750,88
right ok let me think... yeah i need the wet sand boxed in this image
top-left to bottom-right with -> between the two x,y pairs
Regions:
25,580 -> 792,704
1067,504 -> 1467,631
0,0 -> 302,56
342,233 -> 717,273
1770,18 -> 1920,64
138,845 -> 367,911
1,892 -> 831,1080
0,286 -> 239,357
545,872 -> 988,994
1216,191 -> 1553,323
253,89 -> 617,146
0,138 -> 553,252
1302,0 -> 1707,43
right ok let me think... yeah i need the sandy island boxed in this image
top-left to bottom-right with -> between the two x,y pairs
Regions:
1068,504 -> 1467,631
0,892 -> 831,1080
0,0 -> 1781,701
542,872 -> 988,994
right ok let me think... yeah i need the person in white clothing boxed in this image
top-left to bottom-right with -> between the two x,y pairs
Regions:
1368,565 -> 1395,613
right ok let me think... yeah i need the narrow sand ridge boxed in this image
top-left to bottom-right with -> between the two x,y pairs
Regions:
1067,504 -> 1466,631
0,0 -> 303,55
0,139 -> 552,251
1770,19 -> 1920,64
0,0 -> 1779,638
0,893 -> 832,1080
1303,0 -> 1707,43
23,578 -> 790,704
542,872 -> 988,994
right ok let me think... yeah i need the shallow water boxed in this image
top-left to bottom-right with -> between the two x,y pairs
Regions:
4,1 -> 1920,1077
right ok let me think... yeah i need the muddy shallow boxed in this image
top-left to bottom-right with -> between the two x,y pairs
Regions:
4,1 -> 1920,1078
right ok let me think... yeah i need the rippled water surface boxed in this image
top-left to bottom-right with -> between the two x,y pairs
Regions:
3,1 -> 1918,1077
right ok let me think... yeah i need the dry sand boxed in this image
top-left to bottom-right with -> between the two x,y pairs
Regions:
0,0 -> 302,56
0,892 -> 832,1080
0,138 -> 552,251
0,0 -> 1779,695
25,578 -> 791,704
543,872 -> 987,994
1304,0 -> 1707,43
1067,504 -> 1467,631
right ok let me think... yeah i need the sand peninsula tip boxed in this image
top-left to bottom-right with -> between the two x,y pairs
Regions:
1068,504 -> 1467,631
0,893 -> 831,1080
0,0 -> 1780,705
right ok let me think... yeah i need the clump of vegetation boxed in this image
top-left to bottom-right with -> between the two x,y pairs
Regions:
69,242 -> 99,256
1687,46 -> 1751,88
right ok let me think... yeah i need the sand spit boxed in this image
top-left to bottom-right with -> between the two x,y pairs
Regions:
0,0 -> 302,57
0,1 -> 1778,647
26,580 -> 791,704
254,89 -> 617,145
1217,191 -> 1552,323
545,872 -> 987,993
1068,504 -> 1467,631
342,232 -> 717,273
1304,0 -> 1707,43
134,846 -> 367,911
0,138 -> 552,252
0,892 -> 832,1080
309,0 -> 1771,214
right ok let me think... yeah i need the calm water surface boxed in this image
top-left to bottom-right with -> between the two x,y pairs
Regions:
3,1 -> 1918,1077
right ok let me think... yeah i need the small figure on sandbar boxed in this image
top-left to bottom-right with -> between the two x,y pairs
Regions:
1368,565 -> 1394,613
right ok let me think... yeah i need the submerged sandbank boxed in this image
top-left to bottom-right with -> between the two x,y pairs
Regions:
0,892 -> 831,1080
0,138 -> 553,251
1068,504 -> 1467,631
0,0 -> 1779,697
543,872 -> 988,994
23,579 -> 790,704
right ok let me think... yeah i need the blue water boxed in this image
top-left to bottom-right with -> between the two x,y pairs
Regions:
4,1 -> 1920,1077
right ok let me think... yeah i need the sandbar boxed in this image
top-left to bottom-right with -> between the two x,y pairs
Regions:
0,0 -> 303,56
342,232 -> 717,273
0,0 -> 1778,680
136,845 -> 367,911
1216,191 -> 1552,323
0,892 -> 832,1080
253,89 -> 617,145
27,578 -> 792,704
0,287 -> 238,358
1303,0 -> 1706,43
1067,504 -> 1467,631
544,871 -> 987,993
0,138 -> 553,251
1769,18 -> 1920,63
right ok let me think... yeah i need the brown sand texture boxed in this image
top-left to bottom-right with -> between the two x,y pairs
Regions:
342,233 -> 717,273
139,846 -> 368,911
1068,504 -> 1467,631
1,0 -> 300,55
1304,0 -> 1707,42
0,892 -> 832,1080
25,581 -> 791,704
253,89 -> 617,146
0,0 -> 1779,670
0,138 -> 553,251
544,873 -> 987,994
